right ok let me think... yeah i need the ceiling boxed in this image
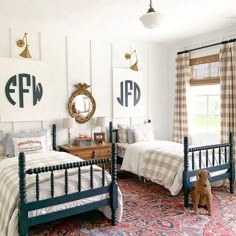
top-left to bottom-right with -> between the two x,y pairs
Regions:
1,0 -> 236,42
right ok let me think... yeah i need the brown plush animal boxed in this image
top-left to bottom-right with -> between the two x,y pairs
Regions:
191,169 -> 213,216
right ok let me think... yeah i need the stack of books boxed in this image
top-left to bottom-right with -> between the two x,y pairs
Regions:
74,136 -> 93,146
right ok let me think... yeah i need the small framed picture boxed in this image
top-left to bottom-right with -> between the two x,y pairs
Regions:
94,132 -> 105,144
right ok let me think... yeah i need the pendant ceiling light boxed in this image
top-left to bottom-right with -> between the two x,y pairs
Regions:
139,0 -> 160,29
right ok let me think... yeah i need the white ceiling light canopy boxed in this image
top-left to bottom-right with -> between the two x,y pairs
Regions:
139,0 -> 160,29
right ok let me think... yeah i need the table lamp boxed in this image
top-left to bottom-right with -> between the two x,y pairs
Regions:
94,116 -> 107,144
62,117 -> 76,146
96,116 -> 107,132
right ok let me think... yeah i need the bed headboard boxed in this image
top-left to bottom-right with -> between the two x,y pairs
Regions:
109,120 -> 151,143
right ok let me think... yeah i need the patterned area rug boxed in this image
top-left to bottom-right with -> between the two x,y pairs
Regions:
29,171 -> 236,236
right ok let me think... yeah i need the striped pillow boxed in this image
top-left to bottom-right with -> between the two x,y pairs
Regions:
118,124 -> 128,143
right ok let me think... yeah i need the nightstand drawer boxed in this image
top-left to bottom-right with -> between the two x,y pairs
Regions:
58,143 -> 112,167
71,148 -> 111,160
71,150 -> 94,160
96,148 -> 111,158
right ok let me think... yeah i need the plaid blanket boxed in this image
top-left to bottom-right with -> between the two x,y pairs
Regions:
0,151 -> 102,236
138,145 -> 184,192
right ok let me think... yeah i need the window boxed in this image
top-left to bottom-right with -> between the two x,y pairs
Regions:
188,54 -> 220,144
188,85 -> 220,134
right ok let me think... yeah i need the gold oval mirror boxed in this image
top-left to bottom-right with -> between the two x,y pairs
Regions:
68,83 -> 96,123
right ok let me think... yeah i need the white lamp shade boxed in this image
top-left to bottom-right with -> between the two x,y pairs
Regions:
95,116 -> 107,128
139,12 -> 160,29
62,118 -> 76,129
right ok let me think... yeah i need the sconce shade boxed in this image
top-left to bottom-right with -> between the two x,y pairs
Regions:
62,117 -> 76,129
19,46 -> 32,58
140,0 -> 160,29
96,116 -> 107,129
130,61 -> 138,71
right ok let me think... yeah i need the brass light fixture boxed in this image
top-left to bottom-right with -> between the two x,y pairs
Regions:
124,50 -> 138,71
16,33 -> 32,58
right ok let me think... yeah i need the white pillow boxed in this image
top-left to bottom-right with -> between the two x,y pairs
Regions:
118,124 -> 128,143
128,123 -> 153,144
134,129 -> 155,142
13,136 -> 47,157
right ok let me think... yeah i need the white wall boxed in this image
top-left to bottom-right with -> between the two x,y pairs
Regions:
167,28 -> 236,144
0,28 -> 170,145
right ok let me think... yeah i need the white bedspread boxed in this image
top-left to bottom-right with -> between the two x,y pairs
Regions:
0,151 -> 123,236
121,140 -> 227,196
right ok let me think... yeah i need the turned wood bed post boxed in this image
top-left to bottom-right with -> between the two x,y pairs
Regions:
229,132 -> 235,193
109,121 -> 113,143
110,143 -> 118,225
52,124 -> 56,151
18,152 -> 28,236
183,136 -> 189,207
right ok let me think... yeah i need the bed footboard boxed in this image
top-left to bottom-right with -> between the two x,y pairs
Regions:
183,133 -> 235,207
18,143 -> 118,236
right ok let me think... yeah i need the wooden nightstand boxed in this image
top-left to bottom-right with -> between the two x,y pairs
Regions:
58,143 -> 112,168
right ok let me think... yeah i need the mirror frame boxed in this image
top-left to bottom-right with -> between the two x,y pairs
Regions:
68,83 -> 96,124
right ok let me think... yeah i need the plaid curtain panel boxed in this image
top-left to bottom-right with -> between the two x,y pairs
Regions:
220,42 -> 236,157
173,53 -> 190,143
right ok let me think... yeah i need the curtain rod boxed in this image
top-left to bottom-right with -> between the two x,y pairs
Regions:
177,37 -> 236,55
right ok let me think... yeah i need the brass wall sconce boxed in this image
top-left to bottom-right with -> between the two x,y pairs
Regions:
16,33 -> 32,58
124,50 -> 138,71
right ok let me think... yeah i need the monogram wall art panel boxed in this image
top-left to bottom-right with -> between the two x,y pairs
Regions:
113,68 -> 144,118
0,58 -> 50,121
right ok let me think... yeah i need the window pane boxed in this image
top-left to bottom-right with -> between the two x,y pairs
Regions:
188,85 -> 220,135
193,64 -> 209,79
210,62 -> 219,77
207,96 -> 220,133
189,96 -> 208,133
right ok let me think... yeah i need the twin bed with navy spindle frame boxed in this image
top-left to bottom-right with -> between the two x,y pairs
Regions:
109,121 -> 235,207
18,124 -> 118,236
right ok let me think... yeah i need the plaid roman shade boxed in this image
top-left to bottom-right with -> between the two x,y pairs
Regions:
173,53 -> 190,143
220,42 -> 236,153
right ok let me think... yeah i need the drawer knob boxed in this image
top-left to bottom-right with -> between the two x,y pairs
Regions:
92,151 -> 96,159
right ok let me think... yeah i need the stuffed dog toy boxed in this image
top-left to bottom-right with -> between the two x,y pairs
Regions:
191,169 -> 213,216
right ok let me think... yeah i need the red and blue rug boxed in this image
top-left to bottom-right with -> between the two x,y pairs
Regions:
29,172 -> 236,235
